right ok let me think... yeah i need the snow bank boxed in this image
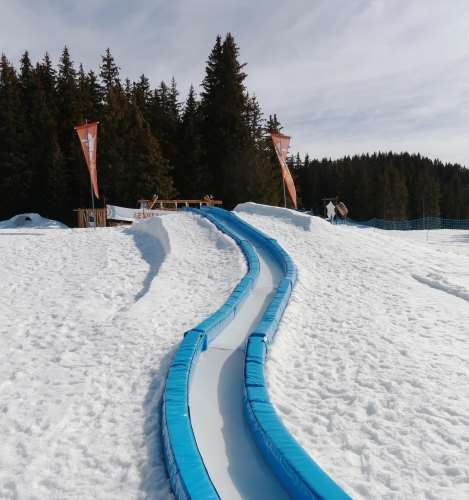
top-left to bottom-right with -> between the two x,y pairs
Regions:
235,202 -> 311,231
106,204 -> 168,222
0,213 -> 68,229
236,203 -> 469,499
0,212 -> 245,500
128,216 -> 171,256
372,227 -> 469,258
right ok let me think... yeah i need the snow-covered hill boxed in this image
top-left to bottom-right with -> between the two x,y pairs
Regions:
1,204 -> 468,499
236,203 -> 469,499
0,213 -> 68,229
0,214 -> 245,500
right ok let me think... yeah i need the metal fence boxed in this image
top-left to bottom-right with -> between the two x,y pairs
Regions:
340,216 -> 469,231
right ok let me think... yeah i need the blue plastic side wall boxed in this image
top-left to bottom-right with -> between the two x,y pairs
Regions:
161,330 -> 217,500
203,207 -> 350,500
161,208 -> 260,500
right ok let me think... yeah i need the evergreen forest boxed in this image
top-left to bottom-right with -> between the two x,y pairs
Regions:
1,33 -> 468,225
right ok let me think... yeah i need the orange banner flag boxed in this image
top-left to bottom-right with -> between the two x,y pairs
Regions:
271,132 -> 297,209
74,122 -> 99,199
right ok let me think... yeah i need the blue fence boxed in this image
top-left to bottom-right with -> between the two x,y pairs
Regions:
203,207 -> 350,500
161,209 -> 260,500
343,216 -> 469,231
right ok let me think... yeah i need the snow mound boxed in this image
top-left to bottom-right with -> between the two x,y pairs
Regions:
0,213 -> 68,229
0,212 -> 245,500
234,202 -> 312,230
106,204 -> 170,222
128,216 -> 171,256
236,210 -> 469,499
413,272 -> 469,302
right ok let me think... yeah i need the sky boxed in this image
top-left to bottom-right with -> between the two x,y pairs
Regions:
2,0 -> 469,166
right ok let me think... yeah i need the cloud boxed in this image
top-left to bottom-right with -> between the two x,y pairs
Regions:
2,0 -> 469,165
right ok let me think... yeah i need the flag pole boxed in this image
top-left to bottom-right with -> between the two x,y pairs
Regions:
85,119 -> 96,229
90,174 -> 96,228
282,177 -> 287,208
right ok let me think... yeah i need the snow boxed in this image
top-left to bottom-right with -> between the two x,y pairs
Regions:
106,205 -> 168,222
0,213 -> 68,229
3,203 -> 468,499
0,213 -> 244,500
235,203 -> 469,499
235,201 -> 312,230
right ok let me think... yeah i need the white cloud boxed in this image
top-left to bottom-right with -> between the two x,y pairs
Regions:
2,0 -> 469,165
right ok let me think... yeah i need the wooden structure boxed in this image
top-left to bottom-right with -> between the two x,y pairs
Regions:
138,199 -> 222,211
75,199 -> 223,227
75,208 -> 107,228
136,199 -> 222,219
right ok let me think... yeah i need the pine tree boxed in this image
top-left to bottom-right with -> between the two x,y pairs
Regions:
56,46 -> 86,222
0,54 -> 30,217
122,102 -> 176,204
34,53 -> 64,218
100,48 -> 120,101
76,65 -> 101,123
133,74 -> 151,118
36,53 -> 56,103
199,33 -> 260,206
148,78 -> 180,178
2,44 -> 468,224
99,85 -> 128,203
266,114 -> 282,133
18,51 -> 36,210
262,113 -> 285,206
239,94 -> 279,205
175,85 -> 204,197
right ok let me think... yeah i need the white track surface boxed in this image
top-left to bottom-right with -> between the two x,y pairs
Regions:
190,219 -> 289,500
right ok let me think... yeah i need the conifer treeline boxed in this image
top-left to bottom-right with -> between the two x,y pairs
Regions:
293,152 -> 469,220
0,34 -> 283,225
1,33 -> 469,224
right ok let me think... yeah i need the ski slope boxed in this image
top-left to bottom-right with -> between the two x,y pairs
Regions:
0,214 -> 245,500
2,205 -> 468,499
236,203 -> 469,499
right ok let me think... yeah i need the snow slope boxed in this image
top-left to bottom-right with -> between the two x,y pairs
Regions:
371,227 -> 469,258
235,203 -> 469,499
0,213 -> 68,229
0,213 -> 244,500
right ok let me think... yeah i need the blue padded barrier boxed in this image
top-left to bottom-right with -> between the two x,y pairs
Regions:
201,206 -> 274,243
183,207 -> 261,344
162,330 -> 218,500
244,337 -> 351,500
162,208 -> 261,500
203,208 -> 350,500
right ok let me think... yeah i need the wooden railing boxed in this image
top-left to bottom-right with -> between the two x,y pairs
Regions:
138,199 -> 222,210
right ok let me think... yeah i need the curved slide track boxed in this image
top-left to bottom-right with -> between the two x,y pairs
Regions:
161,207 -> 350,500
189,211 -> 288,499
